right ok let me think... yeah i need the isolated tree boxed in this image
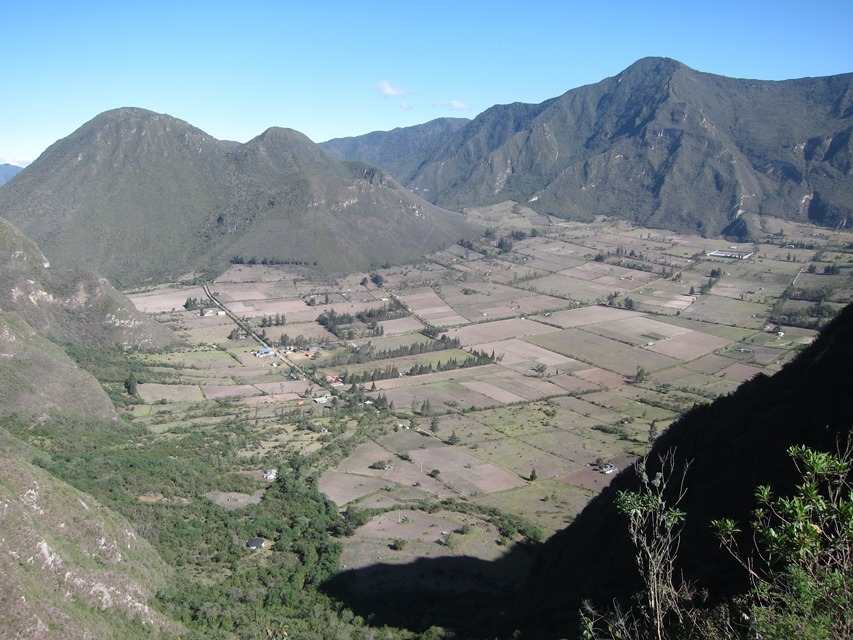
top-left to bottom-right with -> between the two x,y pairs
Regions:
429,416 -> 440,433
124,372 -> 138,397
648,420 -> 659,443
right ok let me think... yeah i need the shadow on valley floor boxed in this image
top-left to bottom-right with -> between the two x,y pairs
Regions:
322,542 -> 538,637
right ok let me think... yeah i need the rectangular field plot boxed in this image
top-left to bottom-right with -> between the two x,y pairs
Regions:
378,316 -> 425,335
545,306 -> 643,328
684,353 -> 738,374
573,367 -> 629,388
461,381 -> 527,404
466,403 -> 566,438
319,472 -> 392,506
460,435 -> 573,480
374,377 -> 502,412
483,338 -> 579,367
408,446 -> 527,496
639,315 -> 757,341
143,349 -> 241,370
553,396 -> 623,423
548,373 -> 605,394
137,383 -> 205,403
629,288 -> 697,312
201,384 -> 263,399
470,482 -> 596,536
652,368 -> 741,396
396,287 -> 469,325
646,331 -> 731,360
581,315 -> 691,343
682,294 -> 768,328
527,328 -> 680,376
210,281 -> 279,302
253,380 -> 314,395
559,261 -> 661,286
718,362 -> 766,383
453,317 -> 561,346
522,273 -> 625,301
127,286 -> 207,313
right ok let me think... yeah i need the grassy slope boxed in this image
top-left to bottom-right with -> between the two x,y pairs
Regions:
0,426 -> 180,639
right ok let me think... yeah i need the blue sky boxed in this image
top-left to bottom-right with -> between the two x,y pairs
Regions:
2,0 -> 851,166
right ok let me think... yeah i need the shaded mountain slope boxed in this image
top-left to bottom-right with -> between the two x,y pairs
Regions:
320,117 -> 470,180
0,109 -> 475,287
406,58 -> 853,238
516,302 -> 853,638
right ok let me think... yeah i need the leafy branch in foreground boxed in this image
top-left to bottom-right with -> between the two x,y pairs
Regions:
712,440 -> 853,640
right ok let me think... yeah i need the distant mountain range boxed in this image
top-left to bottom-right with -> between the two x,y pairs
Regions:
0,163 -> 22,185
1,58 -> 851,287
326,57 -> 853,239
0,109 -> 474,287
320,117 -> 469,184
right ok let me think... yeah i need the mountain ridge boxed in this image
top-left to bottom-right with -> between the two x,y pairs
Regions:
320,117 -> 470,181
0,162 -> 23,185
329,57 -> 853,239
0,108 -> 475,287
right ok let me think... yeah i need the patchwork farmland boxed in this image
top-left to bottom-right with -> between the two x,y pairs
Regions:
125,214 -> 853,572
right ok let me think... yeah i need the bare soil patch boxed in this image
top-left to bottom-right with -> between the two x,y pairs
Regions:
461,380 -> 527,404
319,472 -> 393,506
201,385 -> 262,399
546,306 -> 643,328
379,316 -> 425,335
137,383 -> 205,403
718,362 -> 766,383
451,318 -> 560,346
556,456 -> 636,491
470,338 -> 576,367
573,367 -> 627,387
647,331 -> 731,360
127,286 -> 207,313
205,489 -> 266,510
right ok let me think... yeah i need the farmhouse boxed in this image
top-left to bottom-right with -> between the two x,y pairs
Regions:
263,469 -> 278,480
246,537 -> 265,550
254,347 -> 274,358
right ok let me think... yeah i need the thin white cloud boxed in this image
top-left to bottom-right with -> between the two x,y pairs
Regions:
434,100 -> 471,111
377,80 -> 410,98
400,101 -> 414,110
0,156 -> 32,167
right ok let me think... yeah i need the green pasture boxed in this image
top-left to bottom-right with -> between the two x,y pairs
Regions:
471,480 -> 595,536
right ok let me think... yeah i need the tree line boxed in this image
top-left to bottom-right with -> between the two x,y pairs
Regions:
341,348 -> 496,385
